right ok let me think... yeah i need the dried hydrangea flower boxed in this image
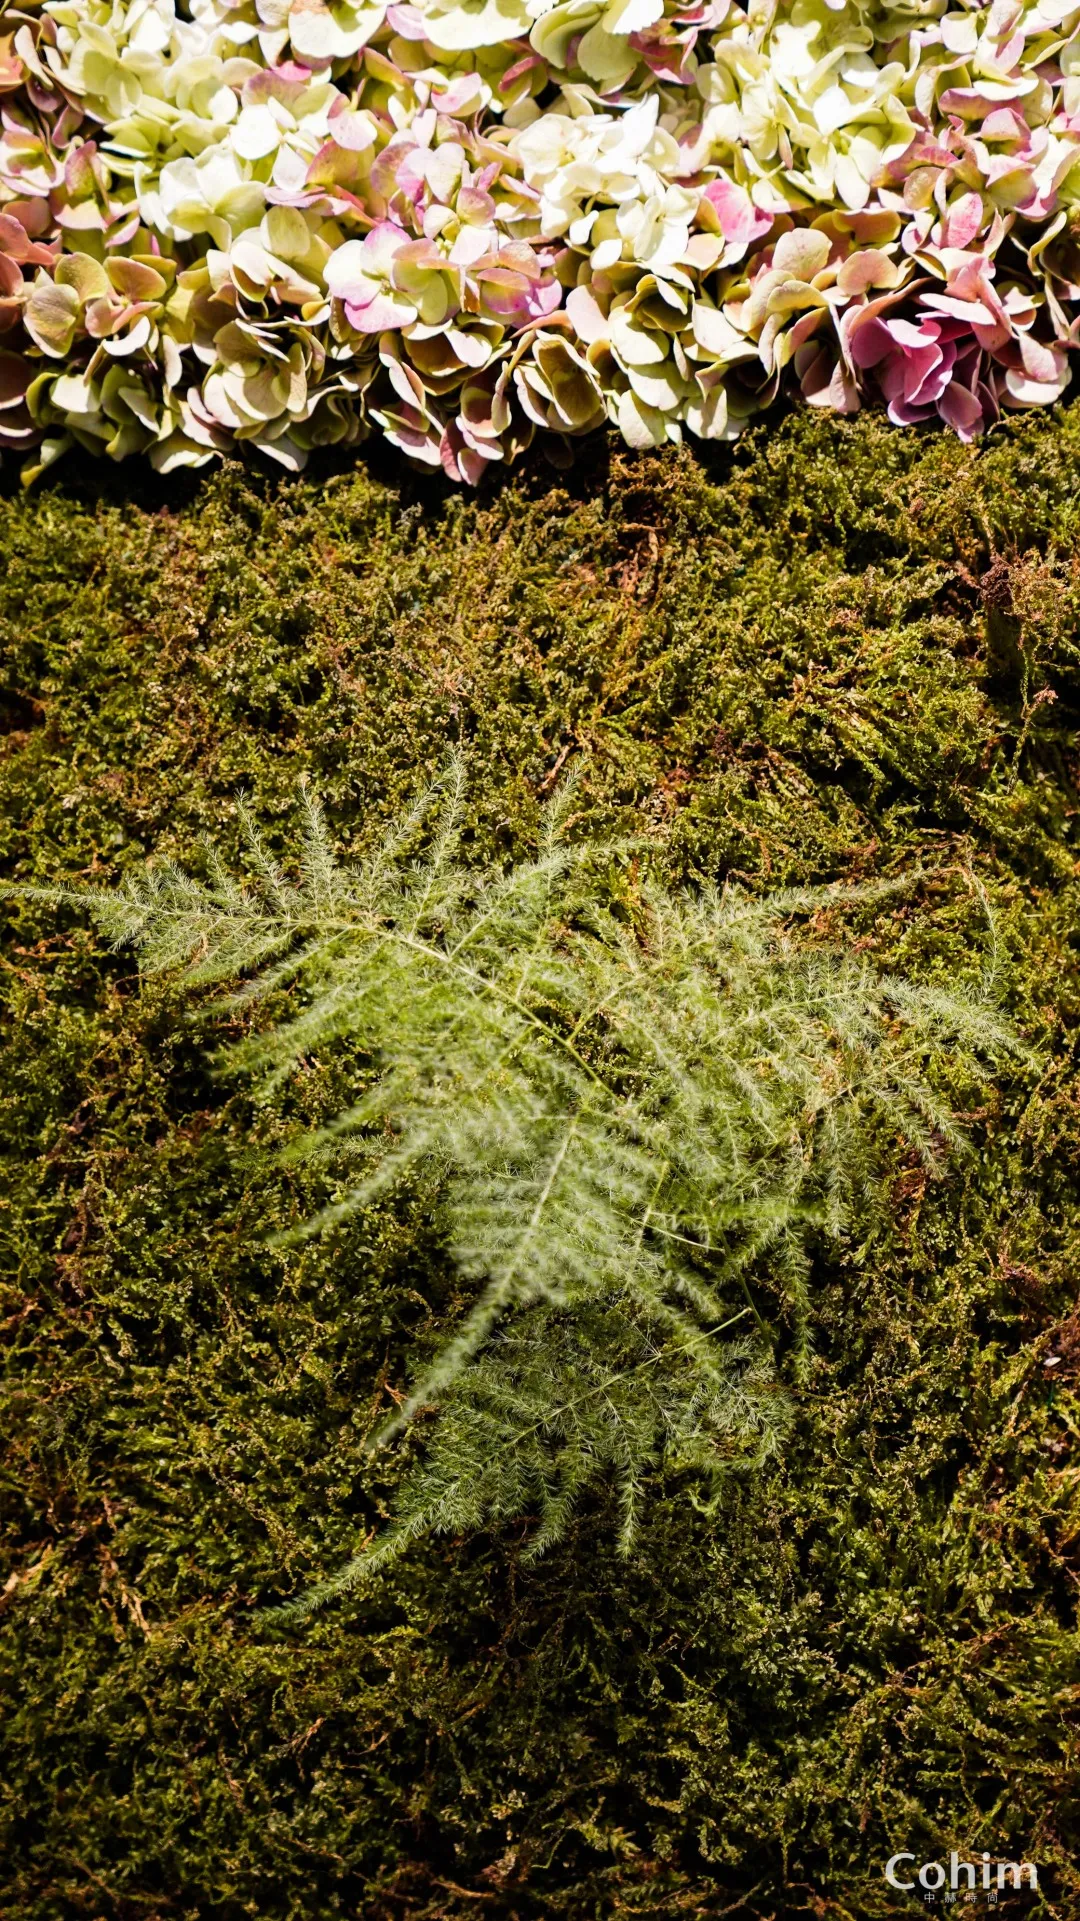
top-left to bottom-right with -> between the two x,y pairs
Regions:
1,0 -> 1078,482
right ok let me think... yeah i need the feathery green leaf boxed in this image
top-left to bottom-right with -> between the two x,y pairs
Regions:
18,755 -> 1025,1611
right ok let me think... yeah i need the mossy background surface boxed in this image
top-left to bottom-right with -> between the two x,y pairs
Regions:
1,413 -> 1079,1919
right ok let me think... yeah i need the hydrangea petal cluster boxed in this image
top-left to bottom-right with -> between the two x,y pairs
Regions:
1,0 -> 1078,481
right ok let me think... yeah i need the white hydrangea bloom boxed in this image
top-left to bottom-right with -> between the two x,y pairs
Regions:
514,94 -> 699,273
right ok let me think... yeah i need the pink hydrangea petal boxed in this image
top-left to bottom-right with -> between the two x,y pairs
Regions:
345,292 -> 415,331
937,379 -> 986,436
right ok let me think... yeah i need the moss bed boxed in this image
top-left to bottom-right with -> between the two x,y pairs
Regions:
1,412 -> 1079,1919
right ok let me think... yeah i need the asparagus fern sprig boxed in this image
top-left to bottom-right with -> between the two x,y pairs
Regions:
21,756 -> 1022,1611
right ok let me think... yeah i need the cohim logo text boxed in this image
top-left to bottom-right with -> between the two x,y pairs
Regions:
885,1854 -> 1039,1893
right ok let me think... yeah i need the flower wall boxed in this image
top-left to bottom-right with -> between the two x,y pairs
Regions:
1,0 -> 1079,480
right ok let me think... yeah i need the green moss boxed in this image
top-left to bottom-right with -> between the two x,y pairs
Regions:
1,409 -> 1078,1918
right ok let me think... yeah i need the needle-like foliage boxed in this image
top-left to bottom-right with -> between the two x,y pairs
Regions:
24,757 -> 1022,1612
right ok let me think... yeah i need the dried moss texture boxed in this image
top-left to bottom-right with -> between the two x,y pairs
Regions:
2,412 -> 1079,1919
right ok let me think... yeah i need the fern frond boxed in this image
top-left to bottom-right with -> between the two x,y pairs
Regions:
14,765 -> 1026,1608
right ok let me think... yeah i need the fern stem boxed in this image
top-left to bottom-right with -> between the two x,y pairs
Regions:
388,927 -> 618,1103
496,1305 -> 756,1451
